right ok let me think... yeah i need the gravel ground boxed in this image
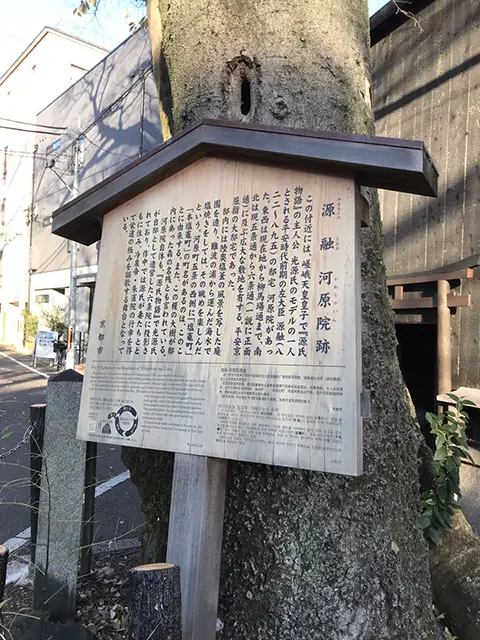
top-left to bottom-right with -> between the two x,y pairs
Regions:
1,547 -> 455,640
1,547 -> 139,640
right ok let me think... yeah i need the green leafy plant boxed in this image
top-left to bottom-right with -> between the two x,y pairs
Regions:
420,394 -> 475,546
42,304 -> 66,337
22,309 -> 38,342
73,0 -> 97,16
73,0 -> 147,32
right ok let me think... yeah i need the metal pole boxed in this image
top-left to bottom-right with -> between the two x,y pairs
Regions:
66,141 -> 80,370
437,279 -> 452,400
139,73 -> 146,157
30,403 -> 46,565
80,441 -> 97,576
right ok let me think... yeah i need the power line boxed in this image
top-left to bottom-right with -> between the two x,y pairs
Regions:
50,64 -> 152,165
4,149 -> 67,160
84,134 -> 137,159
31,66 -> 153,210
5,149 -> 40,157
0,117 -> 67,131
34,239 -> 69,273
49,166 -> 76,197
33,164 -> 47,201
0,124 -> 64,135
35,166 -> 72,205
3,208 -> 26,229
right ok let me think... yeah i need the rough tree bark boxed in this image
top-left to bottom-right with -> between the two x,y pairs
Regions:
430,511 -> 480,640
122,1 -> 442,637
121,447 -> 173,562
418,437 -> 480,639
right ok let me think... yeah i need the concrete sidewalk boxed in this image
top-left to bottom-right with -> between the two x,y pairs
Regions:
0,343 -> 55,377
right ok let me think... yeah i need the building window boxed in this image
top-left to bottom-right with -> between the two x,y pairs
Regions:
46,139 -> 61,155
35,294 -> 50,304
70,64 -> 87,85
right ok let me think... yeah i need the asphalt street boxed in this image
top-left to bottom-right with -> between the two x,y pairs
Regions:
0,346 -> 143,547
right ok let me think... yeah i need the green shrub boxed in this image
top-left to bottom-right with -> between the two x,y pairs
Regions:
22,308 -> 38,342
420,394 -> 474,546
42,304 -> 67,337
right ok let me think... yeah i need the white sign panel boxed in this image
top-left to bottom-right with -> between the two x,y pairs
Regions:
78,157 -> 362,475
35,330 -> 57,359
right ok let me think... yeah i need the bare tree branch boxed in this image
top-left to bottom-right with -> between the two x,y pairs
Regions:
393,0 -> 424,33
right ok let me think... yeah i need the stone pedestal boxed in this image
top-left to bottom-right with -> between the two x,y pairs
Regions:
33,370 -> 85,621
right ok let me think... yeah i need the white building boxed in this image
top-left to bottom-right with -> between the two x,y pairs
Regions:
31,30 -> 162,357
0,27 -> 108,348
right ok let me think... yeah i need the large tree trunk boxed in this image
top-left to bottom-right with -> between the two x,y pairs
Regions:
122,1 -> 441,637
430,510 -> 480,640
121,447 -> 173,562
418,438 -> 480,639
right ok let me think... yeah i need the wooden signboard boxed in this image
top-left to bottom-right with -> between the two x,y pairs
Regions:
52,121 -> 437,640
77,156 -> 362,475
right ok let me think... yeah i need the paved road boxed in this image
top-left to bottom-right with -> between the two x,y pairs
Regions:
0,346 -> 143,547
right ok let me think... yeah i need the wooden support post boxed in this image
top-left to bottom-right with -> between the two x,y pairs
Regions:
0,545 -> 8,604
391,294 -> 470,310
128,563 -> 182,640
166,454 -> 227,640
437,279 -> 452,398
29,403 -> 46,565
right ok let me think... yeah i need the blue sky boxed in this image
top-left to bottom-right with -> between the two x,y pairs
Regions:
0,0 -> 388,76
0,0 -> 144,73
370,0 -> 389,15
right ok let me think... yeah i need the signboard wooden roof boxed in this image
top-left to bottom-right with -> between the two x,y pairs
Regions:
52,119 -> 438,246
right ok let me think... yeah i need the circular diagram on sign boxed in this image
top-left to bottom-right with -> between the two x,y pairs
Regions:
115,405 -> 138,438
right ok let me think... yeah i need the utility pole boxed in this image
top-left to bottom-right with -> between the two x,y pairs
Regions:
65,138 -> 81,369
26,144 -> 38,313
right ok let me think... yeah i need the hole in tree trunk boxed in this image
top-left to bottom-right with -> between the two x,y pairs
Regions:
240,78 -> 251,115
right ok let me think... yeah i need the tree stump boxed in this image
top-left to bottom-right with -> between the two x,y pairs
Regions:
0,545 -> 8,604
128,563 -> 181,640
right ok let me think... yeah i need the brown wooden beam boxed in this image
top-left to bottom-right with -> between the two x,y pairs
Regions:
391,294 -> 471,310
387,268 -> 473,286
